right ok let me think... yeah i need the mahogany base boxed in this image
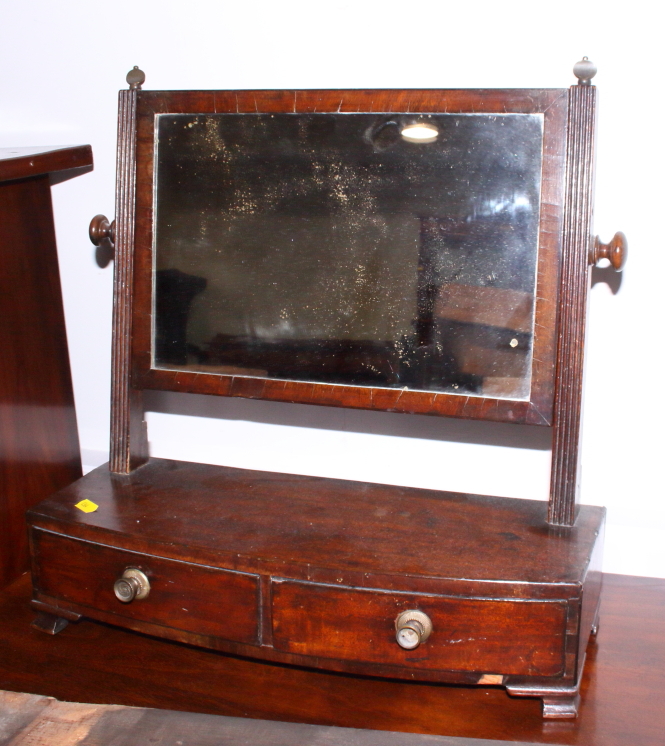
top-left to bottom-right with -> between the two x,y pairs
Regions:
27,458 -> 605,719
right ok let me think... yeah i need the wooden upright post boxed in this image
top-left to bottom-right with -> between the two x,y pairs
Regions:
109,68 -> 148,474
548,62 -> 597,526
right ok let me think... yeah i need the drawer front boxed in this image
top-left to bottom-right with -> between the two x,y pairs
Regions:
32,529 -> 260,645
272,580 -> 566,676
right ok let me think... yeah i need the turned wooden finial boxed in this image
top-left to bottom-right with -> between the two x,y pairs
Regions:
126,66 -> 145,90
573,57 -> 597,86
590,231 -> 627,270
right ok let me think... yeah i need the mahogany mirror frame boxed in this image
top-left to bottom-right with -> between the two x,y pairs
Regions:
109,80 -> 600,526
133,89 -> 566,425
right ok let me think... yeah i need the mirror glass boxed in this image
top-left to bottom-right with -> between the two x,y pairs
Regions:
153,111 -> 543,399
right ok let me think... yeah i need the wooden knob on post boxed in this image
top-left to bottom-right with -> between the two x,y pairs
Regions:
89,214 -> 115,254
590,231 -> 627,271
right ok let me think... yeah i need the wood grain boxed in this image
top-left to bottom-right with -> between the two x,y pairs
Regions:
271,580 -> 567,676
32,529 -> 261,644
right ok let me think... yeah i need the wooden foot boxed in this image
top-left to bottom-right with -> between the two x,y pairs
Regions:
542,693 -> 580,719
31,611 -> 69,635
505,676 -> 581,719
591,609 -> 600,636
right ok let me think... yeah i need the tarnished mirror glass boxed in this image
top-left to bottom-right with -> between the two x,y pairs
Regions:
153,112 -> 543,399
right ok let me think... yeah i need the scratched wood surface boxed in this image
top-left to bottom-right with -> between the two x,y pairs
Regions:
0,691 -> 544,746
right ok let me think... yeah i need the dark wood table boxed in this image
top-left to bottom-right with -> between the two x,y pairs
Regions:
0,572 -> 662,745
0,690 -> 544,746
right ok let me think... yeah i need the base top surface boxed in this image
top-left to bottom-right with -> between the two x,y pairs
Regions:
28,458 -> 604,586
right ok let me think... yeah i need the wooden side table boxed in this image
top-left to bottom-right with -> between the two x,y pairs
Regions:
0,145 -> 92,588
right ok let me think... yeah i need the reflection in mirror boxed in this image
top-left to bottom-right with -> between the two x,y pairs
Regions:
153,112 -> 543,399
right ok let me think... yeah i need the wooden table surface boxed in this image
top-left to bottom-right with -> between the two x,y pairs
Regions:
0,573 -> 663,745
0,690 -> 543,746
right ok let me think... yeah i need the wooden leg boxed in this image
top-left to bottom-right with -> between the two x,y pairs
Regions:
31,611 -> 69,635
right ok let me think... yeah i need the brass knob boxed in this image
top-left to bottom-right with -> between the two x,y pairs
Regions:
395,609 -> 432,650
89,214 -> 115,252
590,231 -> 627,271
114,568 -> 150,603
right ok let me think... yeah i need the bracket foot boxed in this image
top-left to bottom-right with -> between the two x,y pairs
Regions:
542,693 -> 580,719
31,611 -> 69,635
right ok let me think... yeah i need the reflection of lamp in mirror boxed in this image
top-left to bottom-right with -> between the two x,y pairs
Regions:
400,122 -> 439,143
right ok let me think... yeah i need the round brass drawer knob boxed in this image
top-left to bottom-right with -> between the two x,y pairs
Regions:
395,609 -> 432,650
114,568 -> 150,603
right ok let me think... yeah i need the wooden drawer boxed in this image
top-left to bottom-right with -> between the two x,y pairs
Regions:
272,580 -> 567,676
31,529 -> 260,645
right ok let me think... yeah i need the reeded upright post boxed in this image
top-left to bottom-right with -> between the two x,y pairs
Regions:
548,59 -> 597,525
109,67 -> 148,474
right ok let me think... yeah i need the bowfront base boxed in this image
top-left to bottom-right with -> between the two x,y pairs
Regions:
28,458 -> 604,719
